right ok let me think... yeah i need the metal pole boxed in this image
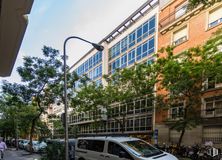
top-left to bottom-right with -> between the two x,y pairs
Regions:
63,38 -> 69,160
63,36 -> 103,160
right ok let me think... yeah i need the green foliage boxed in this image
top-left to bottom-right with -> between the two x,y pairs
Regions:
71,63 -> 157,133
41,141 -> 65,160
188,0 -> 222,9
156,28 -> 222,146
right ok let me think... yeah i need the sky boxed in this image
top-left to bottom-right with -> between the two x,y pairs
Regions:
0,0 -> 147,83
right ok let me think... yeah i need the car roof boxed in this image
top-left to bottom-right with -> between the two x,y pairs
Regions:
77,136 -> 140,143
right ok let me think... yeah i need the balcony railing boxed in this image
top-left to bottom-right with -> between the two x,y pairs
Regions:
159,3 -> 188,29
159,3 -> 205,30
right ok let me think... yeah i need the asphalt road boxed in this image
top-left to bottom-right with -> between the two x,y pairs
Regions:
3,148 -> 41,160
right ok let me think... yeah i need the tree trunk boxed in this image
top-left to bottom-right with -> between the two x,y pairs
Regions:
178,128 -> 185,147
178,107 -> 187,147
120,116 -> 126,134
29,111 -> 42,154
29,118 -> 36,154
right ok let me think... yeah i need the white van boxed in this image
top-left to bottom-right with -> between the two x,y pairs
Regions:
75,136 -> 178,160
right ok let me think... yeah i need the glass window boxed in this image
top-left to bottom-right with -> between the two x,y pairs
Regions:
84,60 -> 89,72
136,44 -> 142,61
149,16 -> 155,35
127,119 -> 134,131
93,54 -> 96,66
128,49 -> 135,65
140,117 -> 146,130
111,61 -> 116,74
142,41 -> 148,58
208,6 -> 222,28
122,140 -> 162,158
137,25 -> 143,43
215,100 -> 222,115
135,119 -> 140,131
148,37 -> 155,54
121,54 -> 127,68
77,140 -> 104,152
109,47 -> 114,60
129,31 -> 136,48
115,58 -> 120,69
108,142 -> 132,159
127,102 -> 134,114
143,22 -> 148,38
175,2 -> 188,19
173,26 -> 188,46
206,102 -> 214,115
121,37 -> 128,52
99,51 -> 102,62
89,57 -> 93,69
116,42 -> 121,57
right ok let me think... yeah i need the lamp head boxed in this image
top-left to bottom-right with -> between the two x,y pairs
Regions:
92,43 -> 104,52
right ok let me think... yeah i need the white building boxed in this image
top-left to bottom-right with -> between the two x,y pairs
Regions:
68,0 -> 159,140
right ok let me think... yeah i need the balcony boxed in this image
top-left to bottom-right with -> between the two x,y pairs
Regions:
159,3 -> 204,34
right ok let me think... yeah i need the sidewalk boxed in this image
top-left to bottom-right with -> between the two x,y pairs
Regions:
4,148 -> 41,160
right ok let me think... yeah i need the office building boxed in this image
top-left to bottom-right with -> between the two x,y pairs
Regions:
68,0 -> 159,140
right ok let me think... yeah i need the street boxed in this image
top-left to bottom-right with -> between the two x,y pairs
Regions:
4,148 -> 41,160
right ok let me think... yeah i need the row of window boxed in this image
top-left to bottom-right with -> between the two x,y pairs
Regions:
69,109 -> 105,124
75,51 -> 102,76
74,64 -> 102,88
172,5 -> 222,46
204,96 -> 222,117
109,16 -> 156,61
109,98 -> 153,118
109,36 -> 155,74
87,64 -> 102,80
69,98 -> 153,124
75,116 -> 152,134
168,96 -> 222,120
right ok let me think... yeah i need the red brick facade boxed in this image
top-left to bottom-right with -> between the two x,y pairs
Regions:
156,0 -> 222,145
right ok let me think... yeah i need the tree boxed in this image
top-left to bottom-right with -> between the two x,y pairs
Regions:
71,82 -> 107,134
15,46 -> 65,152
0,83 -> 36,149
72,63 -> 157,134
156,28 -> 222,146
103,64 -> 157,133
188,0 -> 222,8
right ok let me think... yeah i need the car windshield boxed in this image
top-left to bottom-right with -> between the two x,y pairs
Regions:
122,140 -> 163,158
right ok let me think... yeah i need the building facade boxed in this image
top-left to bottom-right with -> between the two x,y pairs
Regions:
68,0 -> 159,140
63,0 -> 222,146
157,0 -> 222,147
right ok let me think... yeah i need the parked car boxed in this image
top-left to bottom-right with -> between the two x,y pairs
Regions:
32,141 -> 47,153
25,141 -> 38,151
19,140 -> 29,149
75,136 -> 178,160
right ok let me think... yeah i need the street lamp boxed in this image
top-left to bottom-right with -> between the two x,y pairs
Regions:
63,36 -> 104,160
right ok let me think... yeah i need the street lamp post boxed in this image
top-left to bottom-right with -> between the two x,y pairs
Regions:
63,36 -> 104,160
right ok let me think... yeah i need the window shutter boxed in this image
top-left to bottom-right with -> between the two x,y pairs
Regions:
209,7 -> 222,24
173,26 -> 187,42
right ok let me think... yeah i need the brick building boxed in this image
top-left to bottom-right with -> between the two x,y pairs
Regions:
156,0 -> 222,147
